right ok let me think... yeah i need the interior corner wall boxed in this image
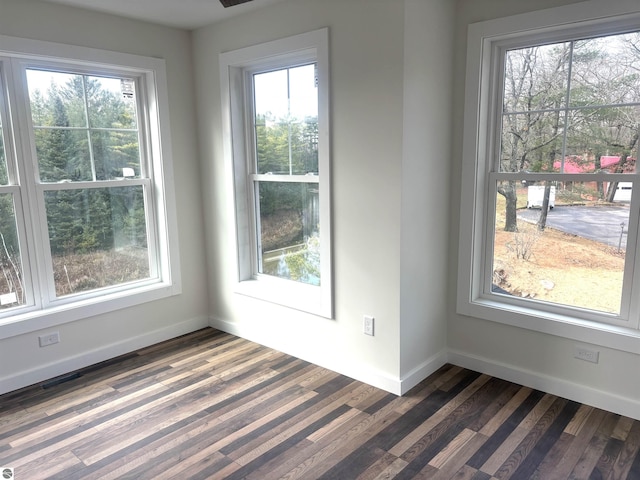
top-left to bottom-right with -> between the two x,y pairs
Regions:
194,0 -> 409,393
448,0 -> 640,420
0,0 -> 208,394
399,0 -> 454,392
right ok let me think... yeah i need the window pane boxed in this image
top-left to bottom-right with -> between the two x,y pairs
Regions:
92,131 -> 140,180
565,106 -> 639,176
27,70 -> 87,128
28,69 -> 142,182
501,33 -> 640,176
254,65 -> 318,175
570,32 -> 640,107
256,181 -> 320,285
503,43 -> 570,113
492,181 -> 628,314
44,186 -> 150,297
0,120 -> 7,186
254,69 -> 288,121
0,193 -> 25,309
501,112 -> 564,172
289,65 -> 318,120
34,128 -> 92,182
86,76 -> 138,129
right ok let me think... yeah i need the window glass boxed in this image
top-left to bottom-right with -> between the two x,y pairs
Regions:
569,33 -> 640,107
491,29 -> 640,319
256,181 -> 320,285
28,71 -> 86,128
0,194 -> 25,310
500,35 -> 640,175
254,64 -> 318,175
33,128 -> 92,182
44,186 -> 149,297
500,111 -> 565,173
492,181 -> 628,314
0,114 -> 7,186
27,69 -> 142,182
252,63 -> 321,288
502,43 -> 570,114
91,130 -> 140,180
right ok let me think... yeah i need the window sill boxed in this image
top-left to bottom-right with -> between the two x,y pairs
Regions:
0,281 -> 181,340
235,276 -> 332,319
458,297 -> 640,355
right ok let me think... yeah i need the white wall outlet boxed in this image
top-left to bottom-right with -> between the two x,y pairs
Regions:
363,315 -> 375,336
574,345 -> 599,364
39,331 -> 60,347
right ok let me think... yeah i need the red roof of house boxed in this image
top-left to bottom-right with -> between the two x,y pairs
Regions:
552,155 -> 635,173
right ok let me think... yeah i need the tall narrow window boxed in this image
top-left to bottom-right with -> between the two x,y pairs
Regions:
252,64 -> 320,285
221,29 -> 331,317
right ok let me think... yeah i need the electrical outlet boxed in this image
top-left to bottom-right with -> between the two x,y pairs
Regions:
363,315 -> 375,336
39,332 -> 60,347
574,345 -> 599,364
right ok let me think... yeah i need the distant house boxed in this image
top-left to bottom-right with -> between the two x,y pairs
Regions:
550,155 -> 635,202
552,155 -> 636,173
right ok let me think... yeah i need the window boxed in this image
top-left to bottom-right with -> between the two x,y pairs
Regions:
220,29 -> 332,317
458,4 -> 640,337
0,36 -> 180,336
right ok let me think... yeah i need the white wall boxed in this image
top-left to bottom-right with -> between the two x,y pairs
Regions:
448,0 -> 640,420
0,0 -> 209,392
400,0 -> 453,391
195,0 -> 452,393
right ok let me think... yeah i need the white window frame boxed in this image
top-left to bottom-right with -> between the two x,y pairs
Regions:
457,0 -> 640,352
0,35 -> 181,339
220,29 -> 332,318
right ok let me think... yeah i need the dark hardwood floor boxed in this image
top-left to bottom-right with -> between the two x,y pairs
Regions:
1,328 -> 639,479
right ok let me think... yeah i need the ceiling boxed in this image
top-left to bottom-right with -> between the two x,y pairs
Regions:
38,0 -> 291,30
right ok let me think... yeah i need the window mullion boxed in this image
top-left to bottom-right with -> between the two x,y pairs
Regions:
80,75 -> 98,182
252,173 -> 319,183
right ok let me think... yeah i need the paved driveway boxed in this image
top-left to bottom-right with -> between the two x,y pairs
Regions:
518,205 -> 630,250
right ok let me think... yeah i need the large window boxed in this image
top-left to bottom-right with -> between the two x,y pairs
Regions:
220,29 -> 332,317
0,36 -> 180,335
458,4 -> 640,338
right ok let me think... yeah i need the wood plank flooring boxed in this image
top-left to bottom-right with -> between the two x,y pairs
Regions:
1,327 -> 639,479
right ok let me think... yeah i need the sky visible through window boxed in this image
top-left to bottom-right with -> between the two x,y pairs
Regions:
253,64 -> 317,125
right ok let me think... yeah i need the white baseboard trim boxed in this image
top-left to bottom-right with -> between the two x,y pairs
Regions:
19,314 -> 626,420
1,315 -> 209,395
210,316 -> 412,395
447,349 -> 640,421
399,350 -> 449,395
210,318 -> 640,419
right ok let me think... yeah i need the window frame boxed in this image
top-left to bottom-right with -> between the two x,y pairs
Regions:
457,1 -> 640,350
220,29 -> 332,318
0,35 -> 181,339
